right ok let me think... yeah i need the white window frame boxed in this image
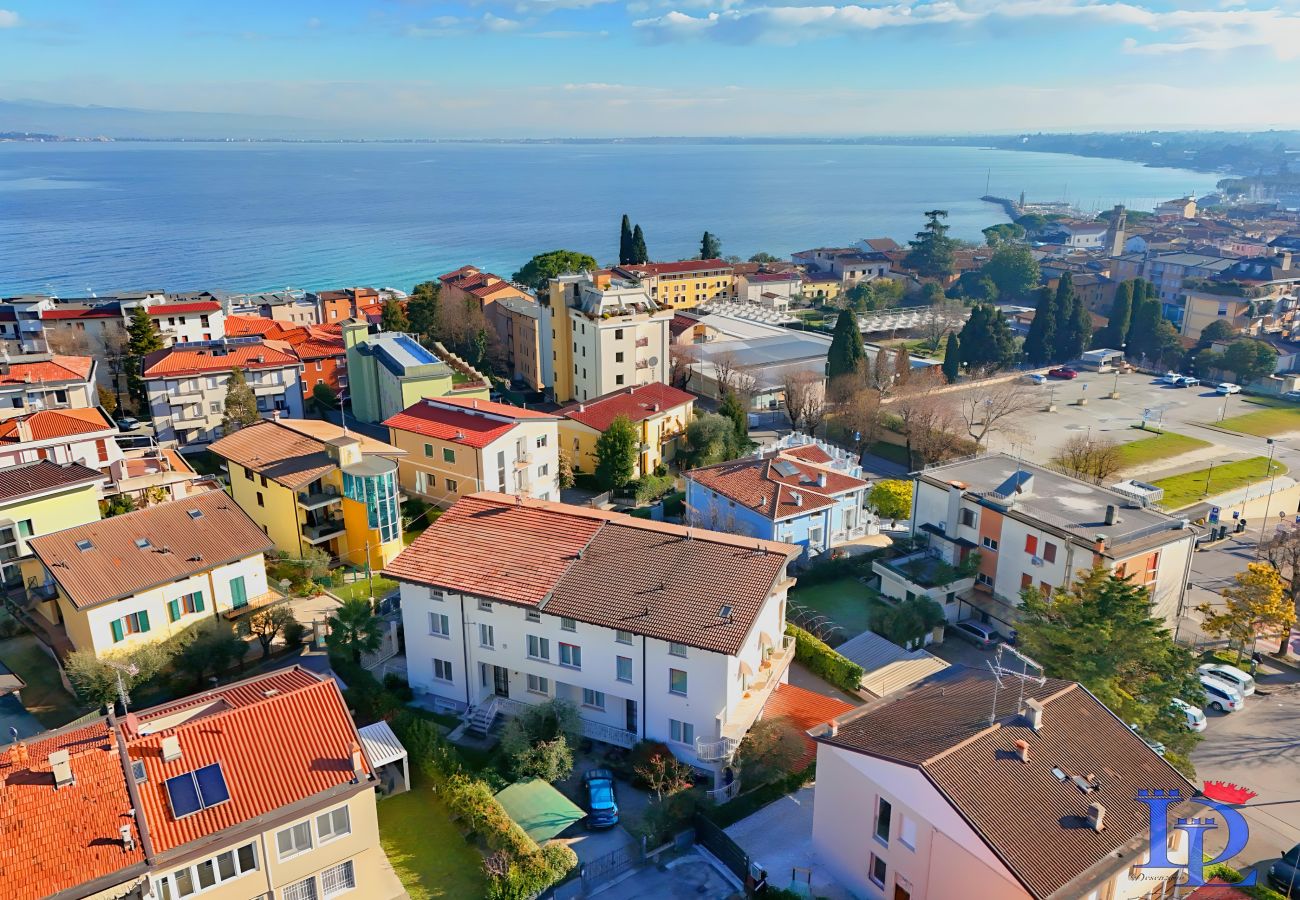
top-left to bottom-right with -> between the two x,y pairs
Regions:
616,630 -> 634,645
428,611 -> 450,638
282,876 -> 318,900
316,805 -> 351,844
669,718 -> 694,745
527,634 -> 550,661
433,658 -> 454,682
559,642 -> 582,669
479,623 -> 494,649
981,536 -> 999,551
582,688 -> 606,710
157,841 -> 258,899
561,617 -> 577,632
669,642 -> 688,658
900,814 -> 917,851
276,820 -> 313,861
616,655 -> 633,683
526,674 -> 550,695
669,668 -> 688,696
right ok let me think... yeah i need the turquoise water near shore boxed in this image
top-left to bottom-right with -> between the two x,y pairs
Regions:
0,141 -> 1218,296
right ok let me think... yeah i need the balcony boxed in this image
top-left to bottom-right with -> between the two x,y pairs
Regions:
297,487 -> 342,510
495,697 -> 636,749
167,390 -> 201,405
873,548 -> 976,606
697,633 -> 797,762
635,359 -> 651,370
303,518 -> 345,544
171,410 -> 208,428
513,451 -> 533,468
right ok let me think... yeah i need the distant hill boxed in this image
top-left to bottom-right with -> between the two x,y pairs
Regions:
0,99 -> 328,140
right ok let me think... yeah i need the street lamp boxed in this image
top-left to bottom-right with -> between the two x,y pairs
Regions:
1203,460 -> 1220,499
1256,438 -> 1279,557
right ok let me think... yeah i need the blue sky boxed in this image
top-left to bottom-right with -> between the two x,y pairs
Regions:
1,0 -> 1297,136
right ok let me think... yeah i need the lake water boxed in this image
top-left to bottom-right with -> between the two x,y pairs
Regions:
0,142 -> 1219,296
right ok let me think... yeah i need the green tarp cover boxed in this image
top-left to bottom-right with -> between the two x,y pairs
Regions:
494,778 -> 586,844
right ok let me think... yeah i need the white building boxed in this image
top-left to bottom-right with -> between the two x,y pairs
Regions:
0,407 -> 123,472
0,356 -> 98,422
386,493 -> 799,788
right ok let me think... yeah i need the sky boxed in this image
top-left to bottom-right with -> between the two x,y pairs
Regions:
1,0 -> 1299,136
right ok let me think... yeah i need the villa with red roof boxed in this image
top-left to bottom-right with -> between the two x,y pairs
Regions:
556,382 -> 695,480
0,354 -> 99,422
439,264 -> 532,311
685,436 -> 873,562
0,406 -> 121,471
385,395 -> 561,507
226,316 -> 348,402
0,666 -> 401,900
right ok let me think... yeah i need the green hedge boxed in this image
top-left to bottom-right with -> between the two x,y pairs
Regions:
702,765 -> 815,829
786,624 -> 863,694
1201,860 -> 1289,899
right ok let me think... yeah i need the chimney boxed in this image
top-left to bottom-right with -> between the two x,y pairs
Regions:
1014,739 -> 1030,763
828,719 -> 839,738
1024,697 -> 1044,732
817,472 -> 828,488
351,741 -> 366,782
49,748 -> 74,788
472,399 -> 479,409
271,409 -> 281,422
120,824 -> 136,852
577,403 -> 585,413
1094,534 -> 1107,554
1088,802 -> 1106,833
792,491 -> 802,507
160,735 -> 181,764
1278,250 -> 1293,272
1104,504 -> 1118,526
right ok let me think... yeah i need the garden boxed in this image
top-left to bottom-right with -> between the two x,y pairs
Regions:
1216,395 -> 1300,438
1151,456 -> 1287,510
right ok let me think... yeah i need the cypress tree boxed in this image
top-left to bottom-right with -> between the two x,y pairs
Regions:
1095,280 -> 1132,350
958,305 -> 991,368
630,225 -> 648,265
893,346 -> 911,385
619,214 -> 634,266
1054,273 -> 1091,361
125,306 -> 163,415
991,307 -> 1019,368
700,231 -> 721,260
1023,286 -> 1057,366
827,309 -> 867,380
942,333 -> 961,383
719,390 -> 749,447
1129,290 -> 1163,362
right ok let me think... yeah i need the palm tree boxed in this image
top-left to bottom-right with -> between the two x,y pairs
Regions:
325,597 -> 383,664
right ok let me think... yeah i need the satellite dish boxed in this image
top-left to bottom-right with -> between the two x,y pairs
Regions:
648,356 -> 659,367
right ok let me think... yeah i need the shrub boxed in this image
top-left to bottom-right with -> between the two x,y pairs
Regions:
383,672 -> 414,702
626,740 -> 676,789
633,473 -> 675,505
508,735 -> 574,783
662,490 -> 685,517
736,719 -> 805,786
282,617 -> 308,649
787,623 -> 863,693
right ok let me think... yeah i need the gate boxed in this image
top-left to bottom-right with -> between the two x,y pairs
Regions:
693,814 -> 750,883
580,841 -> 640,887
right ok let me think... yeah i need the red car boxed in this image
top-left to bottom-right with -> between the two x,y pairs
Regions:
1047,367 -> 1078,379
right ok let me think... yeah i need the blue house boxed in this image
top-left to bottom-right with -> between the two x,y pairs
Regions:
685,438 -> 872,561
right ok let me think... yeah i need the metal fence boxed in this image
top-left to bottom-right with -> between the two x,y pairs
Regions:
692,814 -> 750,883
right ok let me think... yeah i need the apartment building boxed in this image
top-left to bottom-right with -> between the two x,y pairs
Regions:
487,295 -> 551,392
615,258 -> 734,310
1108,251 -> 1237,325
686,438 -> 871,561
0,354 -> 98,422
792,247 -> 892,286
735,271 -> 801,309
342,321 -> 488,425
388,493 -> 799,785
315,286 -> 383,325
556,382 -> 694,480
893,456 -> 1196,633
0,666 -> 398,900
27,490 -> 274,656
543,271 -> 673,403
0,459 -> 104,594
41,292 -> 225,352
0,294 -> 54,354
210,418 -> 406,572
0,407 -> 122,471
226,315 -> 349,402
810,666 -> 1193,900
440,264 -> 532,311
385,396 -> 560,507
143,338 -> 305,445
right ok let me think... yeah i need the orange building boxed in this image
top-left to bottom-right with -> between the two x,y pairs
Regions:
315,287 -> 382,325
225,315 -> 348,402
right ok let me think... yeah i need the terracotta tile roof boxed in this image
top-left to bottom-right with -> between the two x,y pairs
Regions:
619,259 -> 732,277
0,407 -> 115,443
40,306 -> 121,320
755,682 -> 853,770
1186,880 -> 1254,899
223,314 -> 282,337
688,447 -> 867,520
780,444 -> 834,465
142,341 -> 298,378
149,301 -> 220,314
0,459 -> 103,504
27,491 -> 274,610
386,493 -> 796,655
209,418 -> 400,490
432,395 -> 556,419
557,382 -> 695,432
385,398 -> 556,449
0,355 -> 94,385
818,667 -> 1194,900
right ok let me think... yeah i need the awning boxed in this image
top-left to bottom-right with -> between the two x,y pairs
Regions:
738,659 -> 754,678
358,720 -> 406,769
495,778 -> 586,844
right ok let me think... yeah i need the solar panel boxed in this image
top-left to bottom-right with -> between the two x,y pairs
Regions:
195,763 -> 231,808
131,760 -> 147,784
773,460 -> 800,478
165,772 -> 202,818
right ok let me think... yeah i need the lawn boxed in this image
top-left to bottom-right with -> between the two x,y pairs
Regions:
332,575 -> 398,603
866,441 -> 911,467
1115,429 -> 1211,469
378,780 -> 487,900
789,576 -> 887,640
1151,456 -> 1288,510
0,633 -> 89,728
1216,398 -> 1300,437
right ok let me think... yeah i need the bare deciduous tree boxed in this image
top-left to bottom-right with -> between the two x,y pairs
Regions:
669,345 -> 698,390
712,350 -> 740,397
921,300 -> 964,350
46,328 -> 91,356
869,347 -> 891,392
957,381 -> 1038,448
1262,529 -> 1300,620
782,369 -> 827,436
892,369 -> 962,467
831,381 -> 882,455
1051,434 -> 1122,483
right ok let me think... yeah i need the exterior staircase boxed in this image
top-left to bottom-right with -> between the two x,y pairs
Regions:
466,697 -> 501,737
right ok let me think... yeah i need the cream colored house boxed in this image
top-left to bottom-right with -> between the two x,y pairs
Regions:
556,382 -> 695,479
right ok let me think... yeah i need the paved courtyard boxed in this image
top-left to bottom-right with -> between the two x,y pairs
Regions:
724,785 -> 849,899
595,849 -> 741,900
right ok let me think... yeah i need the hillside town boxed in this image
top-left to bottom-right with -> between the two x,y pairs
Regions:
2,196 -> 1300,900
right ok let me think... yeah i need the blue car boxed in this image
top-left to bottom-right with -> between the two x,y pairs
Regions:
583,768 -> 619,829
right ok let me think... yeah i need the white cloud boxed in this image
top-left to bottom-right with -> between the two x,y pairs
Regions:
0,9 -> 20,28
510,0 -> 616,10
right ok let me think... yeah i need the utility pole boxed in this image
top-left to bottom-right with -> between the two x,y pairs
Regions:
1256,438 -> 1279,558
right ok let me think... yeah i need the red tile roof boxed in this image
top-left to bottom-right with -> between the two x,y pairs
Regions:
0,355 -> 94,385
439,266 -> 525,300
142,341 -> 298,377
687,447 -> 868,520
1186,880 -> 1254,899
384,398 -> 552,449
557,382 -> 695,432
433,395 -> 555,419
224,314 -> 282,337
149,301 -> 220,314
40,307 -> 120,320
781,444 -> 834,465
0,407 -> 115,443
619,258 -> 732,277
761,683 -> 854,770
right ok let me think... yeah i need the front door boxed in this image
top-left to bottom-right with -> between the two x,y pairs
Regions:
229,575 -> 248,609
493,665 -> 510,698
893,887 -> 910,900
625,699 -> 638,734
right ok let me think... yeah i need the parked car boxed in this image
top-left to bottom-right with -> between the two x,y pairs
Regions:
1024,373 -> 1048,385
1267,843 -> 1300,894
1216,383 -> 1242,395
1198,662 -> 1256,696
1173,375 -> 1200,388
1199,675 -> 1245,712
1285,389 -> 1300,402
1158,371 -> 1183,385
1047,367 -> 1078,380
1170,698 -> 1207,732
1128,723 -> 1166,756
583,768 -> 619,829
949,619 -> 1003,650
117,416 -> 141,432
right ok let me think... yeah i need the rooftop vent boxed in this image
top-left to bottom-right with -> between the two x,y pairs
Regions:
1104,505 -> 1119,526
1024,697 -> 1044,732
1014,739 -> 1030,763
49,749 -> 74,788
160,735 -> 182,764
1087,802 -> 1106,832
120,824 -> 135,852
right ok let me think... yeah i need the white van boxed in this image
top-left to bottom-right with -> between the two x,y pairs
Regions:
1170,698 -> 1207,732
1199,676 -> 1245,713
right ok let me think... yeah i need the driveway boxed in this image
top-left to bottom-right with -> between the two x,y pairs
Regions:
724,785 -> 849,899
595,849 -> 740,900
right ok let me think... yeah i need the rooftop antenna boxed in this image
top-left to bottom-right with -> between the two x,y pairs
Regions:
985,644 -> 1046,726
104,661 -> 140,713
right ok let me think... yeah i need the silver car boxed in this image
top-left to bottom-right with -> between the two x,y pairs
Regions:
1197,663 -> 1255,696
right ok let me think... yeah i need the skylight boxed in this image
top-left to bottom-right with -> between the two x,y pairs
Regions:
165,763 -> 231,819
186,509 -> 203,520
135,538 -> 152,549
75,539 -> 93,552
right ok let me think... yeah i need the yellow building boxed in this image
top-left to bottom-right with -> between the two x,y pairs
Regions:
0,459 -> 104,597
385,396 -> 561,507
557,382 -> 695,479
616,258 -> 734,309
209,418 -> 407,573
26,490 -> 275,657
800,271 -> 842,303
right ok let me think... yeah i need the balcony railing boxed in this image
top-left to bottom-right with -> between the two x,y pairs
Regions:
696,736 -> 741,763
706,779 -> 742,803
635,360 -> 651,370
513,452 -> 533,468
297,487 -> 341,509
635,337 -> 650,348
303,519 -> 345,543
494,696 -> 636,748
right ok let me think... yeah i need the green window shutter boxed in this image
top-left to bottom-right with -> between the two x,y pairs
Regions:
168,599 -> 180,622
138,610 -> 150,633
193,592 -> 205,613
111,619 -> 124,643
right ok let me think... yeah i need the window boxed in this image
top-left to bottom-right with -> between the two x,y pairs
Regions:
527,635 -> 550,660
1042,542 -> 1057,563
538,463 -> 549,476
960,507 -> 976,527
256,491 -> 265,508
616,351 -> 625,363
614,328 -> 624,339
527,674 -> 549,695
111,611 -> 150,643
478,599 -> 493,612
615,374 -> 625,385
869,854 -> 887,888
158,842 -> 258,899
616,630 -> 633,645
317,806 -> 351,843
282,876 -> 318,900
875,797 -> 892,844
536,435 -> 548,449
446,478 -> 458,492
559,642 -> 582,669
561,617 -> 577,632
428,612 -> 450,637
479,623 -> 494,648
443,447 -> 456,463
424,443 -> 433,457
582,688 -> 606,709
669,668 -> 688,696
617,656 -> 633,682
277,821 -> 313,859
243,466 -> 254,481
976,572 -> 993,587
808,525 -> 823,547
900,815 -> 917,850
669,642 -> 688,658
981,536 -> 998,551
167,592 -> 205,622
1025,534 -> 1038,555
1020,573 -> 1033,591
321,860 -> 355,898
433,658 -> 454,682
526,609 -> 541,623
669,718 -> 694,745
